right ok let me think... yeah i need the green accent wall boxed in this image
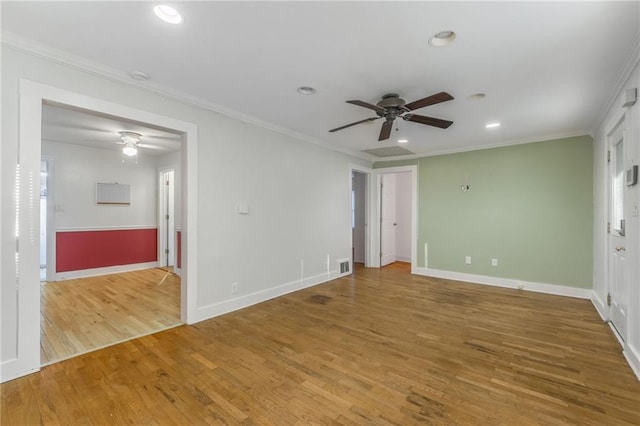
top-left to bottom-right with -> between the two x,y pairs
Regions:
376,136 -> 593,288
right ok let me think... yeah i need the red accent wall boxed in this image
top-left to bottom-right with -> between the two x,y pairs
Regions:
56,228 -> 157,272
176,230 -> 182,269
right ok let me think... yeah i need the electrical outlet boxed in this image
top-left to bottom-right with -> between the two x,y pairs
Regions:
491,258 -> 498,267
465,256 -> 472,265
231,282 -> 238,294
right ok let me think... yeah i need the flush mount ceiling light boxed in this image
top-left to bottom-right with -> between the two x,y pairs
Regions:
129,71 -> 151,81
397,138 -> 409,144
297,86 -> 316,95
154,4 -> 183,24
485,122 -> 501,129
429,30 -> 456,47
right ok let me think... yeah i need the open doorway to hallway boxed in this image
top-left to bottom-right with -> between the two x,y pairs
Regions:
380,172 -> 412,272
349,165 -> 417,276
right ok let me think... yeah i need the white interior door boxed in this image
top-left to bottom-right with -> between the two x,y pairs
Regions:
160,170 -> 175,268
609,120 -> 628,340
380,174 -> 396,266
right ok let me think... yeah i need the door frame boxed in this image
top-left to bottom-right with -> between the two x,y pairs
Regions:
374,166 -> 418,271
41,156 -> 57,282
5,79 -> 199,382
348,164 -> 417,271
158,168 -> 176,269
348,164 -> 374,268
604,107 -> 628,329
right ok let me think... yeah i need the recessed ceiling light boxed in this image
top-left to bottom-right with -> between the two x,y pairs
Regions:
154,5 -> 183,24
429,30 -> 456,47
129,71 -> 151,81
467,93 -> 486,100
485,122 -> 501,129
397,139 -> 409,144
297,86 -> 316,95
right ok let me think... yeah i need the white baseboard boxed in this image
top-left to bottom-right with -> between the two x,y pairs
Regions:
196,270 -> 339,322
413,267 -> 592,299
623,343 -> 640,381
395,255 -> 411,262
591,291 -> 608,321
54,261 -> 159,281
0,357 -> 39,383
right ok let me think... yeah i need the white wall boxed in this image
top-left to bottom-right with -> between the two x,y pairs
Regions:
1,44 -> 370,379
395,172 -> 412,263
593,53 -> 640,379
41,141 -> 158,229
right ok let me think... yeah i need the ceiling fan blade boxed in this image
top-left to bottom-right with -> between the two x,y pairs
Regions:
403,114 -> 453,129
404,91 -> 454,111
138,143 -> 169,151
378,120 -> 393,141
329,117 -> 380,133
346,100 -> 386,114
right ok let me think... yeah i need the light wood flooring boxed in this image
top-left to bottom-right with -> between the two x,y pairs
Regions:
41,268 -> 181,365
4,263 -> 639,424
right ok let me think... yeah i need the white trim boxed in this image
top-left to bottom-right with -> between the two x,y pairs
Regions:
623,343 -> 640,381
371,165 -> 418,271
348,164 -> 374,267
370,131 -> 590,162
3,78 -> 199,383
413,267 -> 592,299
56,225 -> 157,232
395,255 -> 411,263
196,270 -> 339,322
1,31 -> 366,162
608,322 -> 625,348
53,261 -> 159,281
590,291 -> 608,321
596,36 -> 640,131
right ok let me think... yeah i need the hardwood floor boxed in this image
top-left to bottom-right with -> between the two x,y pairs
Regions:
4,263 -> 639,424
41,268 -> 181,365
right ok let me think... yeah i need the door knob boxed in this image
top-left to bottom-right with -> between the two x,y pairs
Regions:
615,246 -> 626,252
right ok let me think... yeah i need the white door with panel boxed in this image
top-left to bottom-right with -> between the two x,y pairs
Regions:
608,120 -> 628,340
380,174 -> 396,266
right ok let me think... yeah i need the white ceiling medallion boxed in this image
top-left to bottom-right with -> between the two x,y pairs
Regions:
154,5 -> 183,24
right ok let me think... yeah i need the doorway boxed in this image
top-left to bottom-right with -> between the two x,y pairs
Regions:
4,79 -> 199,383
380,172 -> 412,268
347,164 -> 417,273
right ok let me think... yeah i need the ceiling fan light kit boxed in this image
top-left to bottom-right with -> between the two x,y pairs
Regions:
329,91 -> 454,141
118,131 -> 141,159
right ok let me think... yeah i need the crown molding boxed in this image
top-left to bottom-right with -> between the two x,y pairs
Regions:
1,31 -> 371,163
595,34 -> 640,130
372,130 -> 591,163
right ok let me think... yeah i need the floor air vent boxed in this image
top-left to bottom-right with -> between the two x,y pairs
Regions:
338,259 -> 350,276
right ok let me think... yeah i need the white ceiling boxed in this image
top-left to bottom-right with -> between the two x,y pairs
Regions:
41,103 -> 182,156
3,1 -> 639,160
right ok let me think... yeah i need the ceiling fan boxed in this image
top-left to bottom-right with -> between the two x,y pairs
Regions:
116,131 -> 167,156
329,91 -> 454,141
